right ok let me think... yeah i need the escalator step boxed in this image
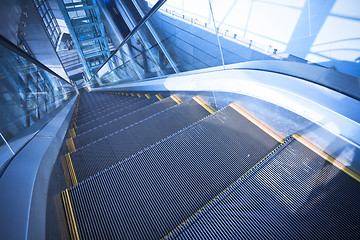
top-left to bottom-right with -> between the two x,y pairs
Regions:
70,97 -> 211,182
76,96 -> 143,125
73,96 -> 181,148
66,105 -> 281,239
77,92 -> 125,113
76,95 -> 135,120
167,137 -> 360,239
75,97 -> 158,134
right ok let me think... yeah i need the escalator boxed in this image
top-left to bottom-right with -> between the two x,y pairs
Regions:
59,91 -> 360,239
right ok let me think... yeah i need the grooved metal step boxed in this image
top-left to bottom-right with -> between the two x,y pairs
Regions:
75,97 -> 158,133
65,105 -> 281,239
76,96 -> 146,126
167,138 -> 360,239
77,92 -> 126,113
69,97 -> 212,182
76,95 -> 136,122
73,96 -> 180,148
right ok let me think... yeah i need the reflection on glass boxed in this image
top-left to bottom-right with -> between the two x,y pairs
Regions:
89,0 -> 220,88
0,42 -> 76,147
88,0 -> 360,89
149,0 -> 360,77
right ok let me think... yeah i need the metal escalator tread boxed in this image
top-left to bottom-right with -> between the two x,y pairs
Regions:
78,96 -> 139,120
77,93 -> 126,113
73,96 -> 179,148
76,96 -> 142,125
70,98 -> 211,182
76,96 -> 135,121
169,139 -> 360,239
77,92 -> 115,108
75,97 -> 158,134
67,106 -> 280,239
75,96 -> 149,130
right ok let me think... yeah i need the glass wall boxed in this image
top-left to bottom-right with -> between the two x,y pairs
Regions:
33,0 -> 62,48
59,0 -> 111,78
0,38 -> 77,158
148,0 -> 360,77
88,0 -> 360,88
89,0 -> 217,88
87,0 -> 298,88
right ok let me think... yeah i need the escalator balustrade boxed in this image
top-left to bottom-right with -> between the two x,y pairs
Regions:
59,91 -> 360,240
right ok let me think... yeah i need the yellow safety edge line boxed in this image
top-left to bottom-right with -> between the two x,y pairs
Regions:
69,128 -> 76,138
192,96 -> 216,114
170,95 -> 183,104
61,191 -> 75,238
162,142 -> 286,239
61,190 -> 80,240
66,138 -> 76,153
155,94 -> 164,101
65,153 -> 78,186
137,93 -> 141,98
61,156 -> 72,188
145,93 -> 151,99
230,103 -> 284,143
293,134 -> 360,183
54,193 -> 70,240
